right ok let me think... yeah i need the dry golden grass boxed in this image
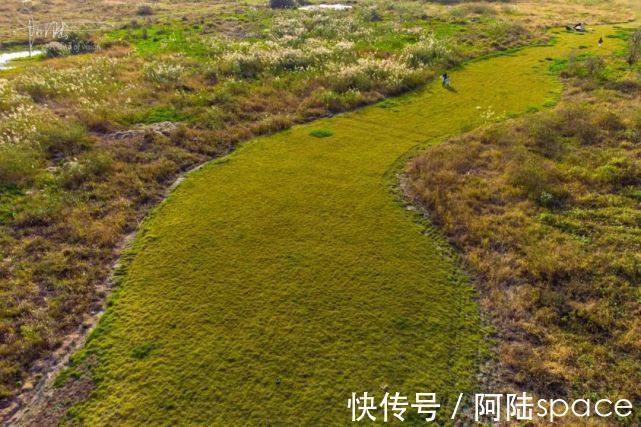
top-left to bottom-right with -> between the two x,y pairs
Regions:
420,0 -> 635,29
1,0 -> 635,46
406,48 -> 641,419
0,0 -> 263,45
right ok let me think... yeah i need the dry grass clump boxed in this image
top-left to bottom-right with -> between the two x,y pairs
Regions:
406,70 -> 641,404
440,0 -> 634,27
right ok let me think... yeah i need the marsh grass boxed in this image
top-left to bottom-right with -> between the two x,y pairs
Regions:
0,0 -> 634,415
38,21 -> 628,425
406,49 -> 641,408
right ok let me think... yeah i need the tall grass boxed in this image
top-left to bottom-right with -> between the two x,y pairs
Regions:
406,71 -> 641,403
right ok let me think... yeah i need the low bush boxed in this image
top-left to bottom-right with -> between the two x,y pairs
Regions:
136,4 -> 154,16
585,55 -> 606,79
525,115 -> 562,158
508,155 -> 558,199
143,62 -> 185,84
44,41 -> 70,58
38,122 -> 92,159
0,144 -> 42,188
361,6 -> 384,22
404,35 -> 457,68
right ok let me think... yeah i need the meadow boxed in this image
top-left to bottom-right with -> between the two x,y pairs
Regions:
0,0 -> 553,409
0,0 -> 637,424
31,22 -> 626,426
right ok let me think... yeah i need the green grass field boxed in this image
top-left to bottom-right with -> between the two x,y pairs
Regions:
65,28 -> 622,425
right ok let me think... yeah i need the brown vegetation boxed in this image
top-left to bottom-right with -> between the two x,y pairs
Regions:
405,52 -> 641,410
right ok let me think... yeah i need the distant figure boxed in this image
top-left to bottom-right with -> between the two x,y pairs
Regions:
574,22 -> 585,32
598,37 -> 604,47
441,73 -> 450,87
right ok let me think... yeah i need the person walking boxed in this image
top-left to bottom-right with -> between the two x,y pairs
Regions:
441,73 -> 450,87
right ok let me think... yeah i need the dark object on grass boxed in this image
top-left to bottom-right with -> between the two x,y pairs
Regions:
44,41 -> 70,57
137,4 -> 154,16
441,73 -> 451,87
566,23 -> 586,32
269,0 -> 297,9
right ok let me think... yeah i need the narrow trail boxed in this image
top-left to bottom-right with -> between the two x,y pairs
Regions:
62,27 -> 623,425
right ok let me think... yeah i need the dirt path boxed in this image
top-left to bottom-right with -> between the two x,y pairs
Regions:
18,26 -> 625,425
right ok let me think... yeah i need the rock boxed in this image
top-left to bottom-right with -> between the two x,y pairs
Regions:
108,129 -> 143,140
107,122 -> 177,140
148,121 -> 178,136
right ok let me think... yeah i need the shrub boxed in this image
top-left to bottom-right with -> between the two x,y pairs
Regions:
479,124 -> 512,146
563,52 -> 581,77
77,107 -> 117,133
218,40 -> 350,78
625,30 -> 641,68
488,20 -> 527,40
85,151 -> 115,178
556,105 -> 601,145
136,4 -> 154,16
319,89 -> 366,112
15,58 -> 119,102
539,191 -> 556,208
361,6 -> 383,22
327,57 -> 420,94
143,62 -> 185,84
526,116 -> 562,158
0,144 -> 42,188
391,2 -> 426,21
38,122 -> 92,159
595,156 -> 639,187
44,41 -> 70,58
464,3 -> 496,16
576,124 -> 601,145
509,157 -> 556,199
597,111 -> 625,132
556,104 -> 590,136
218,51 -> 265,79
585,56 -> 605,79
404,36 -> 455,68
60,32 -> 99,55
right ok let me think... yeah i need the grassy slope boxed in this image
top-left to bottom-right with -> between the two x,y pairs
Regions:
406,24 -> 641,407
67,29 -> 620,424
